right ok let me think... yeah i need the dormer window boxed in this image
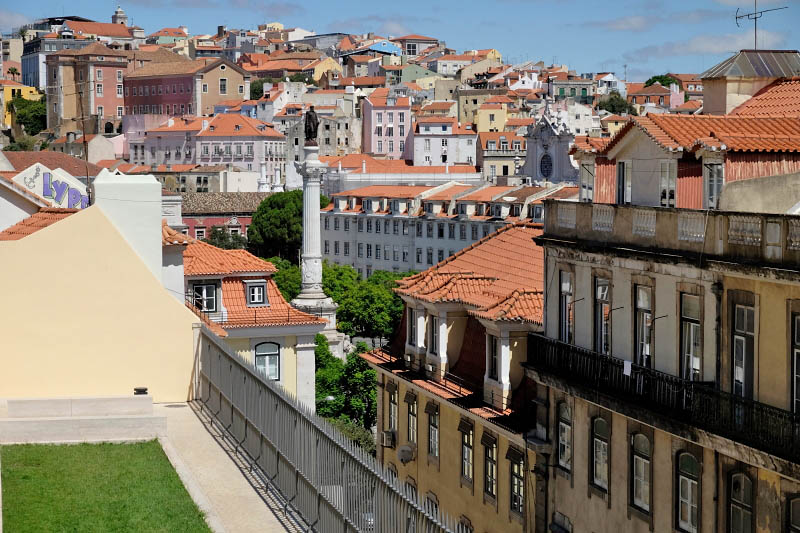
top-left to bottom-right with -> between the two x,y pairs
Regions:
487,141 -> 496,150
192,282 -> 217,312
245,280 -> 268,307
458,203 -> 466,215
425,203 -> 433,213
364,199 -> 372,211
391,200 -> 399,212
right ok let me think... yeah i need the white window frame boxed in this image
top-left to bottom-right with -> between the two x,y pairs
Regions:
254,342 -> 280,380
193,283 -> 216,312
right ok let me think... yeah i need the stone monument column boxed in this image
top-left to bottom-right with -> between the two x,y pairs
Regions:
291,144 -> 344,357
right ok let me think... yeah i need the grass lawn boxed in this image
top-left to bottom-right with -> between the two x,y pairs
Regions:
1,440 -> 210,533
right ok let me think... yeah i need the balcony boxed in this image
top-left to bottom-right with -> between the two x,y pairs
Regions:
482,148 -> 525,158
525,333 -> 800,464
542,201 -> 800,270
364,349 -> 530,435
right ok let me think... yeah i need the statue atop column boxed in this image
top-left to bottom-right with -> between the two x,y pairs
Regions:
304,106 -> 319,145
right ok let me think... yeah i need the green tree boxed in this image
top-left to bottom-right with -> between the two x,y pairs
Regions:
203,226 -> 247,249
267,256 -> 301,301
340,344 -> 377,429
288,72 -> 316,86
3,134 -> 36,151
8,95 -> 47,136
314,334 -> 345,417
250,77 -> 282,100
7,67 -> 19,81
336,271 -> 412,341
248,190 -> 330,262
597,90 -> 637,116
322,260 -> 360,303
326,417 -> 376,456
644,75 -> 681,89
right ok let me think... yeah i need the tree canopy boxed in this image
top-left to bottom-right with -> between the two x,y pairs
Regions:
644,75 -> 681,89
267,256 -> 301,301
248,190 -> 330,262
8,95 -> 47,136
597,90 -> 637,116
203,226 -> 247,249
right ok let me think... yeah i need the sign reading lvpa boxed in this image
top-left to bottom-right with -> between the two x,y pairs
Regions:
12,163 -> 89,209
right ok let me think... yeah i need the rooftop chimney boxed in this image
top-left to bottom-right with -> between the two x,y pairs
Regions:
92,169 -> 162,280
362,159 -> 366,173
217,25 -> 226,38
258,161 -> 268,192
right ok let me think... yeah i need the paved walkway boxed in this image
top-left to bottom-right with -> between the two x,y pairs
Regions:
156,402 -> 302,533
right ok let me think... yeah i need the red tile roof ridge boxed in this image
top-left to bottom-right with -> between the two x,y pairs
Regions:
162,219 -> 195,246
0,207 -> 79,241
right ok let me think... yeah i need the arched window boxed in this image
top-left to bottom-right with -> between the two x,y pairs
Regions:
557,402 -> 572,470
631,434 -> 651,512
729,473 -> 752,533
677,453 -> 699,533
592,417 -> 609,490
254,342 -> 280,380
789,497 -> 800,532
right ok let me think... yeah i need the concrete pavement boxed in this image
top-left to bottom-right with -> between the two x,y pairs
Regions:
156,403 -> 302,533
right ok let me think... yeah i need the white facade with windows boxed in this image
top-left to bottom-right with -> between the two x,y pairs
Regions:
410,117 -> 477,166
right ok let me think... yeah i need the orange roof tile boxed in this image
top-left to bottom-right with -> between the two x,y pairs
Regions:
395,223 -> 543,322
197,114 -> 284,138
149,27 -> 188,38
390,34 -> 438,42
183,241 -> 277,276
570,135 -> 611,155
162,220 -> 194,246
425,185 -> 474,201
331,185 -> 432,199
219,277 -> 325,329
65,21 -> 134,38
731,77 -> 800,117
459,186 -> 514,202
0,79 -> 23,86
478,131 -> 526,150
470,289 -> 543,324
338,76 -> 386,87
0,208 -> 78,241
605,114 -> 800,154
2,152 -> 102,177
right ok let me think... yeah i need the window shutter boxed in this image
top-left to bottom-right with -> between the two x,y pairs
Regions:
385,381 -> 397,393
404,390 -> 417,404
506,446 -> 524,463
480,430 -> 497,447
457,417 -> 473,434
424,400 -> 438,415
625,162 -> 632,203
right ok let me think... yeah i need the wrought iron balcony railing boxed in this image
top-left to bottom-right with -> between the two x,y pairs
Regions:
526,333 -> 800,464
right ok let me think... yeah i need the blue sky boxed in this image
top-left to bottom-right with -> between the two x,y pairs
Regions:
2,0 -> 797,80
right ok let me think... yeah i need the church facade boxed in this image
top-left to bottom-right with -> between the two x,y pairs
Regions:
521,110 -> 578,184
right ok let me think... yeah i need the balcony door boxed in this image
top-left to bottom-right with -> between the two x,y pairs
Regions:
793,314 -> 800,413
732,304 -> 755,400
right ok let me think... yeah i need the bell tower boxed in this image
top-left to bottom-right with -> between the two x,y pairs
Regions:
112,6 -> 128,25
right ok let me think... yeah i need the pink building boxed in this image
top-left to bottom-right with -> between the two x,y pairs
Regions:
361,87 -> 411,160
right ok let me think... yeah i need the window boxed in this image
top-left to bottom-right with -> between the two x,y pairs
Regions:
487,334 -> 499,380
557,403 -> 572,470
681,294 -> 702,381
660,160 -> 676,208
324,240 -> 330,254
482,433 -> 497,498
631,434 -> 651,512
733,304 -> 755,398
471,225 -> 478,240
344,219 -> 350,232
406,392 -> 417,443
376,126 -> 382,137
193,283 -> 216,312
407,308 -> 416,345
366,219 -> 372,233
377,112 -> 382,124
448,223 -> 455,239
729,473 -> 752,533
246,282 -> 267,306
393,220 -> 399,235
96,84 -> 103,96
705,163 -> 724,209
238,84 -> 244,94
416,248 -> 422,264
219,78 -> 227,94
635,285 -> 653,367
460,420 -> 473,482
96,69 -> 103,81
202,83 -> 208,93
580,163 -> 594,202
789,498 -> 800,532
358,243 -> 363,258
509,448 -> 524,515
388,140 -> 393,153
388,385 -> 398,431
592,418 -> 609,491
429,315 -> 439,355
559,271 -> 574,344
460,224 -> 466,240
422,401 -> 438,458
366,244 -> 372,258
377,140 -> 383,152
677,453 -> 699,533
594,278 -> 611,354
426,248 -> 433,265
437,249 -> 444,262
254,342 -> 280,380
437,223 -> 444,239
793,315 -> 800,413
617,161 -> 632,204
427,222 -> 433,238
344,242 -> 350,256
416,223 -> 422,237
358,220 -> 363,232
116,106 -> 123,118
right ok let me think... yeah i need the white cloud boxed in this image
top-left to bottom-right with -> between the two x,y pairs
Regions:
623,28 -> 786,62
598,15 -> 652,32
0,9 -> 30,32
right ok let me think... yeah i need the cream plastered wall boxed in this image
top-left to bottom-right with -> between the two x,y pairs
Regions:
225,335 -> 298,397
383,378 -> 530,533
0,207 -> 199,402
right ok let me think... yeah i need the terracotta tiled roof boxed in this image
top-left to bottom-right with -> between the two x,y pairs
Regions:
625,82 -> 645,95
570,135 -> 611,155
331,185 -> 432,199
51,134 -> 97,144
180,192 -> 270,215
220,277 -> 325,329
0,79 -> 23,86
348,54 -> 373,63
197,114 -> 284,138
338,76 -> 386,87
478,131 -> 527,150
184,241 -> 277,276
674,99 -> 703,111
420,101 -> 455,111
2,152 -> 102,177
125,58 -> 216,78
605,114 -> 800,154
185,301 -> 229,337
425,185 -> 474,201
531,186 -> 578,202
731,77 -> 800,117
629,82 -> 671,95
64,21 -> 134,38
486,95 -> 514,104
162,220 -> 194,246
367,87 -> 410,107
459,186 -> 514,202
0,208 -> 78,241
470,289 -> 543,324
149,27 -> 188,38
390,34 -> 438,42
494,186 -> 546,203
396,222 -> 543,323
600,114 -> 630,123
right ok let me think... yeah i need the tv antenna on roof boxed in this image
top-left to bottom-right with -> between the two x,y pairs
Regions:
736,0 -> 788,50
